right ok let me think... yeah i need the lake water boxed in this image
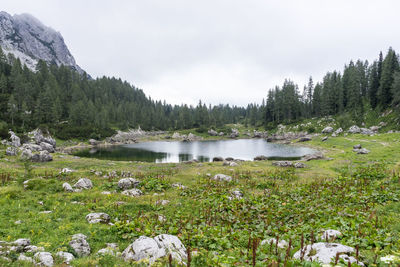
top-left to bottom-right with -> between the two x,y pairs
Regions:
74,139 -> 315,163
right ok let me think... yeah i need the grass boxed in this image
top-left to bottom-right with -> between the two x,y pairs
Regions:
0,133 -> 400,266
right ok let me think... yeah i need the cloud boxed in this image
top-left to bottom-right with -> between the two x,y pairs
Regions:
2,0 -> 400,106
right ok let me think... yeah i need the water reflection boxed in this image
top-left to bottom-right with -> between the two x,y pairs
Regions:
74,139 -> 315,163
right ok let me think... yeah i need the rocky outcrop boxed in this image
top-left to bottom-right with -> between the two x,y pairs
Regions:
348,125 -> 361,134
34,252 -> 53,267
0,11 -> 83,73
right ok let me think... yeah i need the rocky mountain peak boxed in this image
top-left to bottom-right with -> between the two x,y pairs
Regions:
0,11 -> 83,73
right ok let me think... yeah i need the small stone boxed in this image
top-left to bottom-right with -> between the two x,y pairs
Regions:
86,213 -> 111,224
122,188 -> 143,197
156,200 -> 170,206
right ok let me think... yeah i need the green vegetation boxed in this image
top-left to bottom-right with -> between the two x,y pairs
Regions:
0,133 -> 400,266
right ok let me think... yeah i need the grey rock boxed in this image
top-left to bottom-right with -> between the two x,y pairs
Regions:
354,148 -> 370,154
379,121 -> 387,127
334,127 -> 343,135
31,151 -> 53,162
273,161 -> 293,167
353,144 -> 362,149
86,213 -> 111,224
154,234 -> 187,264
298,137 -> 312,142
322,126 -> 334,134
322,136 -> 328,142
370,126 -> 380,132
230,162 -> 238,167
73,178 -> 93,190
122,236 -> 166,263
360,128 -> 374,135
55,251 -> 74,264
88,139 -> 99,145
171,183 -> 187,189
156,200 -> 170,206
25,245 -> 44,253
21,143 -> 42,152
320,229 -> 342,241
212,157 -> 224,162
212,174 -> 232,182
18,254 -> 34,263
62,183 -> 73,192
39,142 -> 55,153
5,147 -> 17,156
302,152 -> 324,161
59,168 -> 73,174
293,242 -> 363,265
13,238 -> 30,248
218,132 -> 224,136
348,125 -> 361,134
229,190 -> 243,200
254,155 -> 268,161
118,178 -> 140,190
121,188 -> 143,197
8,130 -> 21,147
208,129 -> 218,136
230,128 -> 239,138
34,252 -> 53,267
69,234 -> 90,257
294,162 -> 306,168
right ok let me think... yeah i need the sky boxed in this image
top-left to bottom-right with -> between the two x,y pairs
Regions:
2,0 -> 400,106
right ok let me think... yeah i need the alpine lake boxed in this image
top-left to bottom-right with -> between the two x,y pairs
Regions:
74,139 -> 315,163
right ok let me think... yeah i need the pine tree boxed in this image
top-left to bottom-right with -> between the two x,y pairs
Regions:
378,48 -> 400,107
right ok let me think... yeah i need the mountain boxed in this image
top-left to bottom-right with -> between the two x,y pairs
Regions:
0,11 -> 83,73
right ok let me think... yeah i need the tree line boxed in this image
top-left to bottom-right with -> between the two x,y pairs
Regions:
0,46 -> 399,139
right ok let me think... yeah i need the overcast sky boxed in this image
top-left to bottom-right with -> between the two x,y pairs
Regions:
2,0 -> 400,106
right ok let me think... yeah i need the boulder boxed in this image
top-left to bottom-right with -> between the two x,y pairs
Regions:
360,128 -> 374,135
59,168 -> 73,174
302,152 -> 324,161
25,245 -> 44,253
320,229 -> 342,241
230,128 -> 239,138
354,148 -> 370,154
74,178 -> 93,190
154,234 -> 187,264
353,144 -> 362,149
322,127 -> 334,134
172,132 -> 181,139
29,129 -> 56,148
229,190 -> 243,200
122,236 -> 166,264
156,200 -> 170,206
118,178 -> 140,190
39,142 -> 55,153
218,132 -> 224,136
230,162 -> 238,167
273,161 -> 293,167
62,183 -> 74,192
69,234 -> 90,257
88,139 -> 99,145
122,188 -> 143,197
212,174 -> 232,182
5,147 -> 18,156
370,126 -> 380,132
34,252 -> 53,267
334,128 -> 343,135
208,129 -> 218,136
298,137 -> 312,142
254,155 -> 268,161
86,213 -> 111,224
212,157 -> 224,162
21,143 -> 42,152
293,242 -> 363,266
322,136 -> 328,142
31,151 -> 53,162
9,130 -> 21,147
379,121 -> 387,127
18,254 -> 34,263
348,125 -> 361,134
55,252 -> 74,264
294,162 -> 306,168
261,238 -> 288,248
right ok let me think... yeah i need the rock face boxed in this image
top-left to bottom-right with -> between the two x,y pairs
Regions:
212,174 -> 232,182
86,213 -> 111,224
0,11 -> 83,73
122,235 -> 187,264
69,234 -> 90,257
322,126 -> 334,134
118,178 -> 140,190
293,242 -> 363,266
